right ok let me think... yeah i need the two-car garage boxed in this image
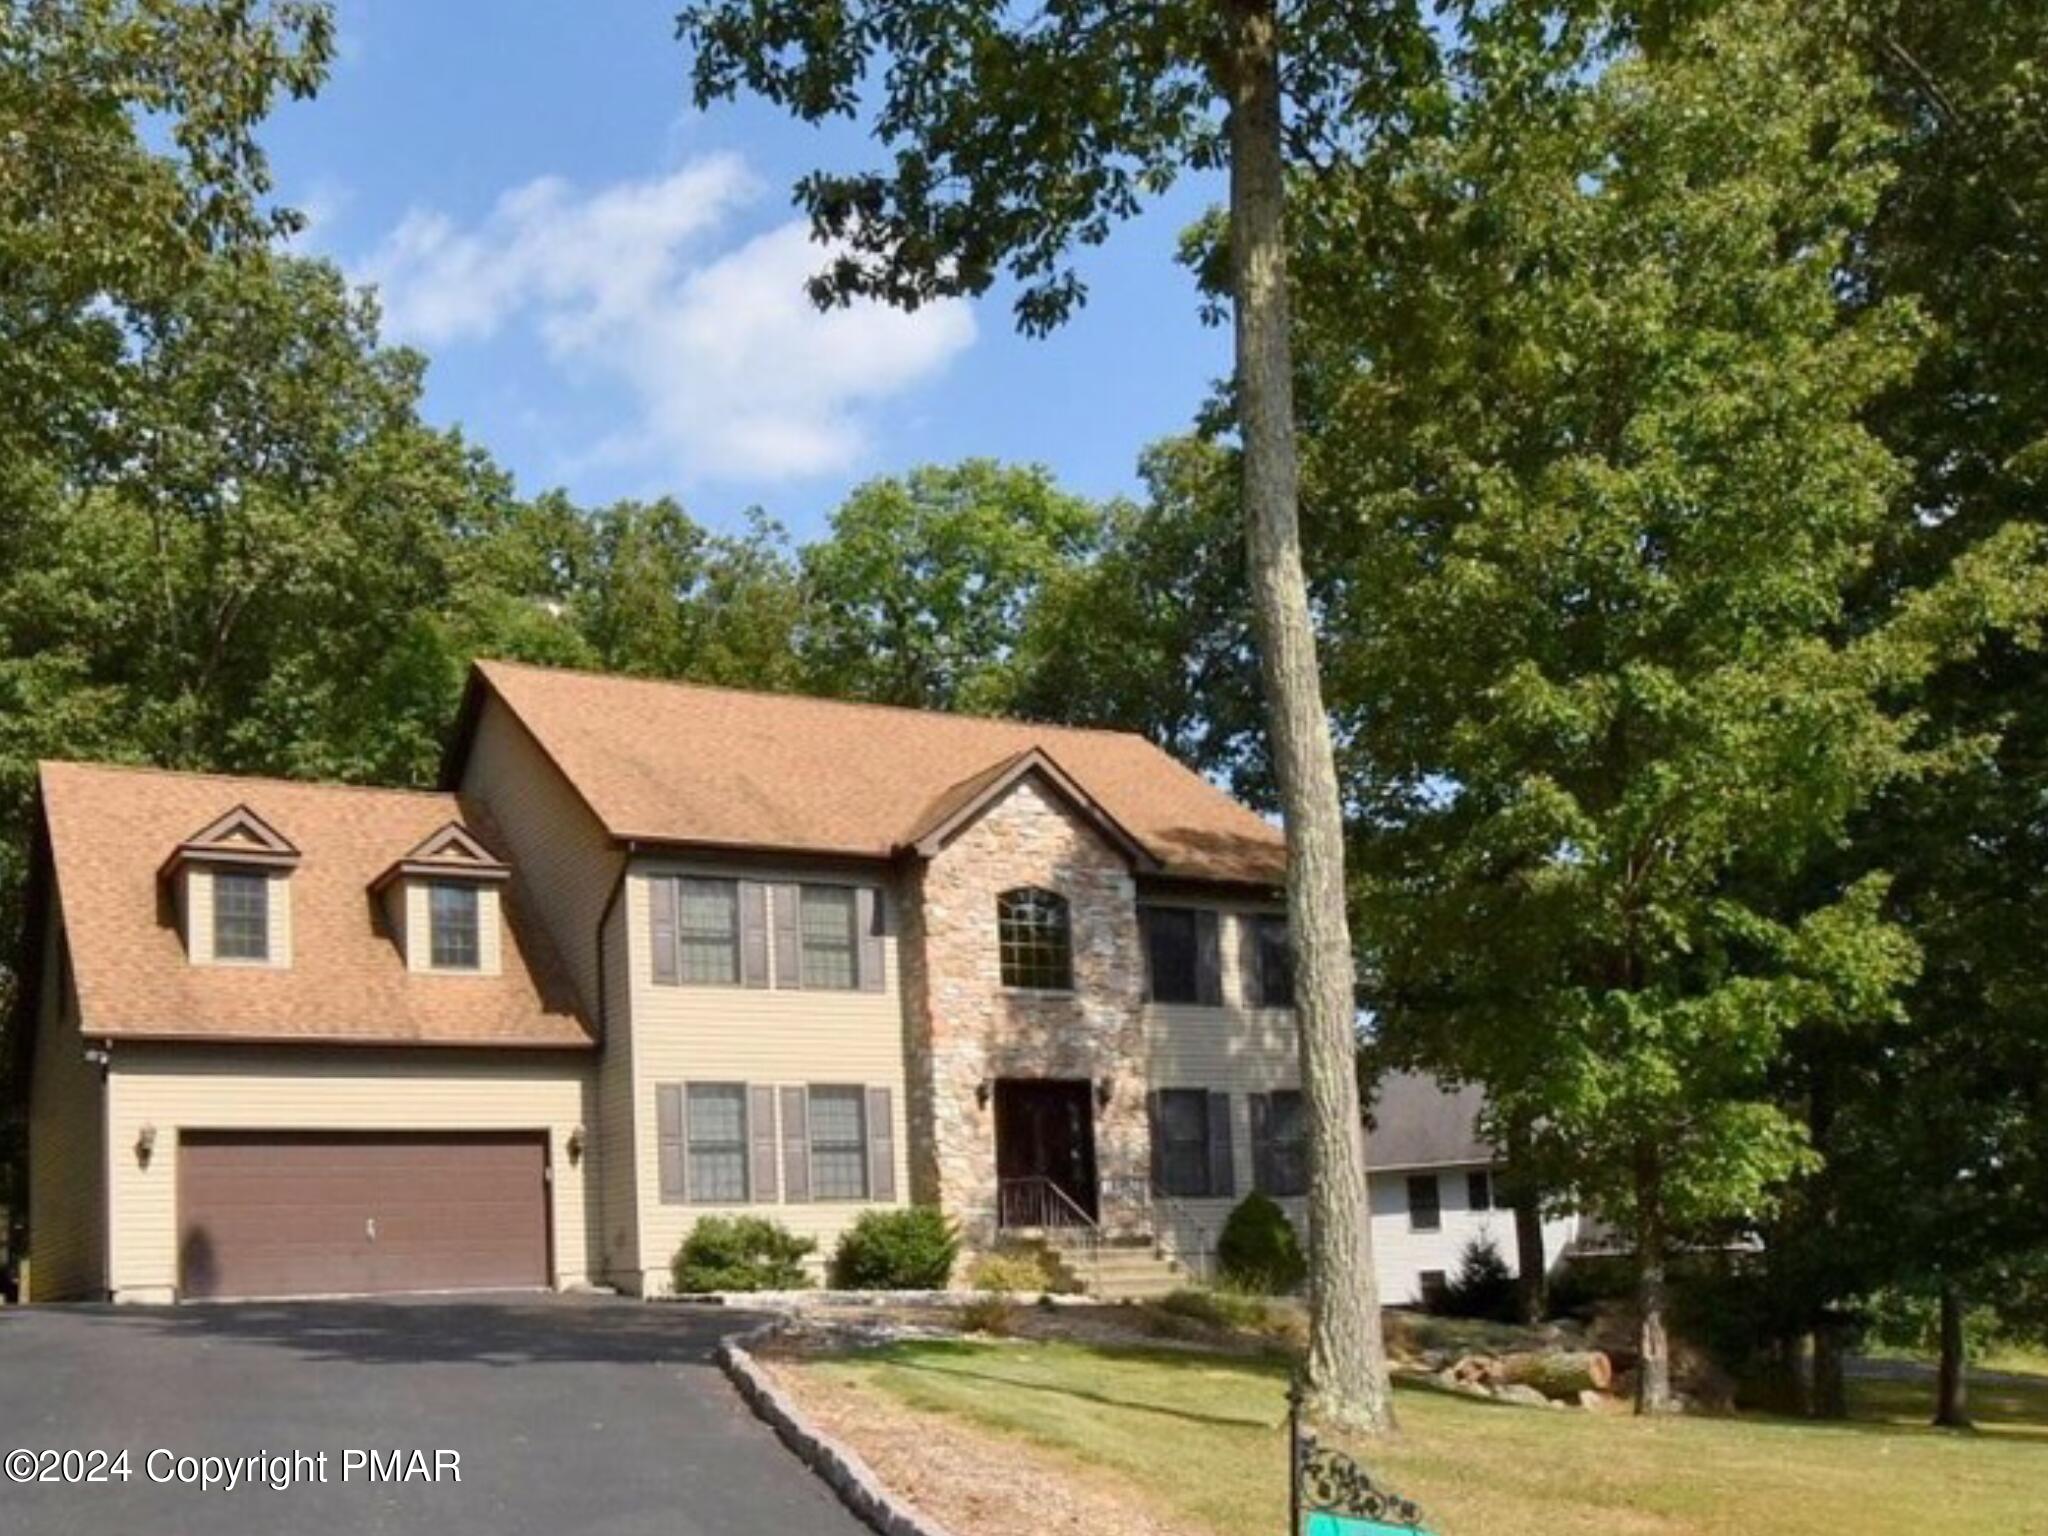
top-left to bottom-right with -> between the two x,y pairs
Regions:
176,1131 -> 552,1301
86,1043 -> 594,1305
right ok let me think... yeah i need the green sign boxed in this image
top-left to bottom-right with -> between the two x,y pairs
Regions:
1306,1513 -> 1435,1536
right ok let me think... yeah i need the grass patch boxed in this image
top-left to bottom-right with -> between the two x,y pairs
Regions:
803,1339 -> 2048,1536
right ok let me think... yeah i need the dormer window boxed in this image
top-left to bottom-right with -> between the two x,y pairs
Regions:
213,870 -> 272,962
161,804 -> 299,968
371,822 -> 509,976
429,882 -> 481,970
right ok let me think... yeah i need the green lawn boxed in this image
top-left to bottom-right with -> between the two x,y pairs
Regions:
803,1340 -> 2048,1536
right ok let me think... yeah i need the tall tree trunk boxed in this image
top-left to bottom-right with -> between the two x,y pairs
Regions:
1511,1184 -> 1548,1324
1934,1280 -> 1971,1428
1810,1316 -> 1848,1421
1634,1146 -> 1675,1415
1503,1126 -> 1547,1323
1222,0 -> 1392,1436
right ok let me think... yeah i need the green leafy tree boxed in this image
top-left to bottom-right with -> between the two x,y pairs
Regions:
1826,0 -> 2048,1426
1313,5 -> 2045,1411
676,0 -> 1445,1431
801,461 -> 1103,713
0,0 -> 334,481
1012,438 -> 1269,787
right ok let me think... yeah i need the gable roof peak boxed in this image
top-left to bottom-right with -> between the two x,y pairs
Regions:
163,802 -> 300,873
372,820 -> 511,891
903,745 -> 1160,869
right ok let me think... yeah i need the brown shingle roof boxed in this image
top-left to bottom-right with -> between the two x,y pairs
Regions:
467,659 -> 1287,885
39,761 -> 592,1049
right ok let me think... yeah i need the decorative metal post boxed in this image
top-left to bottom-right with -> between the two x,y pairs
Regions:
1287,1374 -> 1432,1535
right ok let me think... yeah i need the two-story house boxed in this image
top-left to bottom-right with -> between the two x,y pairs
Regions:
16,660 -> 1310,1303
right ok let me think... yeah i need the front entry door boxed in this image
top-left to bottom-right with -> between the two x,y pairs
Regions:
994,1079 -> 1098,1223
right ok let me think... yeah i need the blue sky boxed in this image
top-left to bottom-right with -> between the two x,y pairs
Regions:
263,2 -> 1230,538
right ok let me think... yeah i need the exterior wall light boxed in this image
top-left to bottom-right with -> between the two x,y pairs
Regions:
566,1126 -> 585,1166
976,1080 -> 992,1111
1095,1079 -> 1113,1111
135,1123 -> 157,1167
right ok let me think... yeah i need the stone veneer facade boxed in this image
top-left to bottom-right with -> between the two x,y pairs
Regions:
899,774 -> 1150,1247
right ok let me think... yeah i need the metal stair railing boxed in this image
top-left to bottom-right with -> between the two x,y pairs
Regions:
995,1176 -> 1103,1291
1097,1174 -> 1215,1284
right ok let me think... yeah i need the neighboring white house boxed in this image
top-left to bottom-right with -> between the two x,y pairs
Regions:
1365,1071 -> 1580,1307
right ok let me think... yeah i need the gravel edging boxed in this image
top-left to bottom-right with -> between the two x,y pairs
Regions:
674,1288 -> 1103,1308
718,1319 -> 964,1536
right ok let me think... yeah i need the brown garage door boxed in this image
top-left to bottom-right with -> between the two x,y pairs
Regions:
178,1131 -> 549,1300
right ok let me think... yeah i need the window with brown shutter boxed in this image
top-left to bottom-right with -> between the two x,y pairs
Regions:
1142,907 -> 1200,1003
806,1085 -> 868,1200
1256,1090 -> 1308,1197
686,1083 -> 748,1202
798,886 -> 858,989
677,879 -> 740,985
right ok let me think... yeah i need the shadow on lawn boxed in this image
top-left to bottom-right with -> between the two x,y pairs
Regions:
877,1338 -> 1290,1429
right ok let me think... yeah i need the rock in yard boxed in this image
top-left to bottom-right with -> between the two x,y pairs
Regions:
1494,1384 -> 1552,1408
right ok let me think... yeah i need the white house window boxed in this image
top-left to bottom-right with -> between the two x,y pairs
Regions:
212,871 -> 270,961
799,885 -> 858,990
429,882 -> 480,970
679,878 -> 741,985
997,887 -> 1072,990
1407,1174 -> 1443,1233
687,1083 -> 748,1202
1467,1169 -> 1495,1212
808,1085 -> 868,1200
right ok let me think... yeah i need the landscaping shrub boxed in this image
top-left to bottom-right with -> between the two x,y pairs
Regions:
1438,1236 -> 1519,1322
967,1244 -> 1061,1294
829,1206 -> 960,1289
1215,1192 -> 1308,1294
959,1294 -> 1017,1335
672,1216 -> 815,1293
1153,1287 -> 1270,1331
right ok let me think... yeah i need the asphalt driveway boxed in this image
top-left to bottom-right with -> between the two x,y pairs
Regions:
0,1293 -> 872,1536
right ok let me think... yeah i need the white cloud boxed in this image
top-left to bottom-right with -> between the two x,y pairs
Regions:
356,157 -> 976,483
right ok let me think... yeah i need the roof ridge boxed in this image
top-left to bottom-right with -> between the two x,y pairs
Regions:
39,759 -> 457,802
477,657 -> 1159,745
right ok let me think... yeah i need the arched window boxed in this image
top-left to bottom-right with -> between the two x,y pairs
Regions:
997,887 -> 1073,991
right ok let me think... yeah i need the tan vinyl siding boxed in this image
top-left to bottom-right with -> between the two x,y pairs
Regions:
26,898 -> 105,1301
104,1044 -> 596,1302
626,856 -> 910,1295
458,694 -> 632,1284
183,865 -> 293,969
1143,902 -> 1304,1265
596,888 -> 637,1280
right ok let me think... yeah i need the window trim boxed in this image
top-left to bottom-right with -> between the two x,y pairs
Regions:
996,886 -> 1075,993
210,868 -> 272,964
677,876 -> 743,988
685,1081 -> 750,1205
426,880 -> 482,972
1407,1173 -> 1443,1233
1142,905 -> 1202,1005
797,883 -> 860,991
805,1083 -> 870,1202
1259,1089 -> 1310,1198
1156,1087 -> 1215,1199
1250,914 -> 1293,1009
